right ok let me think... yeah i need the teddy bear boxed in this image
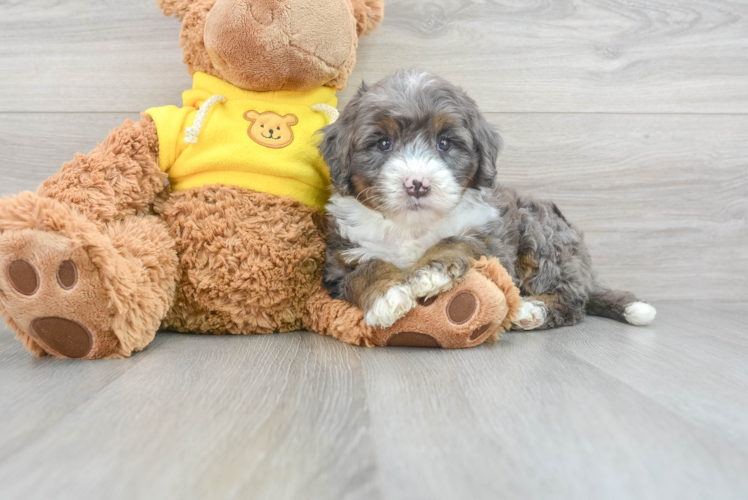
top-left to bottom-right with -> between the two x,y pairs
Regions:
0,0 -> 519,359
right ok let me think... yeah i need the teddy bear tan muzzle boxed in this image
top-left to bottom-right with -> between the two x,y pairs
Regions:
204,0 -> 358,91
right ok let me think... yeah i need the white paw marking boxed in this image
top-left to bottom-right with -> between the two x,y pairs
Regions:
624,301 -> 656,326
364,284 -> 418,328
409,266 -> 455,299
512,300 -> 547,331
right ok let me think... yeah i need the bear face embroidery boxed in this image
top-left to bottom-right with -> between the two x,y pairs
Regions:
243,110 -> 298,149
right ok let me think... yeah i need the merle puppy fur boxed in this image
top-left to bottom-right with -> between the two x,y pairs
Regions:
319,69 -> 656,330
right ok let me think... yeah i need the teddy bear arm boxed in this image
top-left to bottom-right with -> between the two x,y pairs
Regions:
36,113 -> 166,226
348,0 -> 385,36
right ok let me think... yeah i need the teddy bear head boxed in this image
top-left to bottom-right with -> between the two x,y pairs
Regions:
156,0 -> 384,92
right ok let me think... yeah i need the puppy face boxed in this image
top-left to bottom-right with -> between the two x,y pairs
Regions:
320,70 -> 501,225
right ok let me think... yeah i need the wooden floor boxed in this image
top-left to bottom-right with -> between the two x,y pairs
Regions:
1,1 -> 747,498
1,303 -> 747,499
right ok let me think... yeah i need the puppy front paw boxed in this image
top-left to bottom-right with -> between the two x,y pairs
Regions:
410,258 -> 469,299
512,300 -> 547,331
364,284 -> 417,328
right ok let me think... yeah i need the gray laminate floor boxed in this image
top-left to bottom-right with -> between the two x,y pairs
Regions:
1,1 -> 747,499
1,302 -> 747,500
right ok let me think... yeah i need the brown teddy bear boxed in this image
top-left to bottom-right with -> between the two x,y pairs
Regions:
0,0 -> 519,359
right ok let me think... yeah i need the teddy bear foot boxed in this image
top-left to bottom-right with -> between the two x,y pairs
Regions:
0,193 -> 177,359
370,266 -> 515,349
0,228 -> 120,359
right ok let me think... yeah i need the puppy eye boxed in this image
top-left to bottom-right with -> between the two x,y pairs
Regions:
377,138 -> 393,152
437,137 -> 451,152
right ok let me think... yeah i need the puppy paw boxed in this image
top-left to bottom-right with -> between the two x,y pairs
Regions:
364,284 -> 418,328
410,266 -> 456,299
512,299 -> 547,331
410,259 -> 468,299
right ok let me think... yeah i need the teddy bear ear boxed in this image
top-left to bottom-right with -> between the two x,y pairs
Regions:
283,114 -> 299,126
155,0 -> 196,19
348,0 -> 384,37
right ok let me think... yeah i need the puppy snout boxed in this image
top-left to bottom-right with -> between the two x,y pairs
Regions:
405,176 -> 431,199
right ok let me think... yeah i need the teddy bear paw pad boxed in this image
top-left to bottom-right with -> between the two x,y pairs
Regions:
0,230 -> 120,359
446,291 -> 478,324
7,259 -> 40,295
386,331 -> 442,347
30,317 -> 93,359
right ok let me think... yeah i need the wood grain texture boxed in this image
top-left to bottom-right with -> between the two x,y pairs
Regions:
358,303 -> 748,500
0,332 -> 378,500
1,1 -> 747,499
1,302 -> 748,500
1,0 -> 748,113
0,113 -> 142,193
493,112 -> 748,301
2,112 -> 745,301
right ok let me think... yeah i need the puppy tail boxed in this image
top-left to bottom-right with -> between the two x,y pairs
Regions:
587,286 -> 656,326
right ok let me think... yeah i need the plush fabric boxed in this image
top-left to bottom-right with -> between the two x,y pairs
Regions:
369,258 -> 521,348
203,0 -> 358,91
158,184 -> 327,335
472,256 -> 522,334
146,72 -> 336,210
0,193 -> 177,358
36,114 -> 164,226
0,0 -> 517,359
173,0 -> 382,92
306,256 -> 521,349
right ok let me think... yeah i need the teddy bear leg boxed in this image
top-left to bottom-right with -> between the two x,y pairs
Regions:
36,113 -> 165,225
0,193 -> 178,359
369,260 -> 520,349
304,282 -> 376,347
305,257 -> 521,349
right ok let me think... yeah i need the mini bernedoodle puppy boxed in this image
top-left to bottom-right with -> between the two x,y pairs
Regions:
319,70 -> 656,331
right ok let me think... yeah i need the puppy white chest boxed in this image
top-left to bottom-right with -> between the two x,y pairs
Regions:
399,239 -> 433,265
355,233 -> 441,269
328,191 -> 497,269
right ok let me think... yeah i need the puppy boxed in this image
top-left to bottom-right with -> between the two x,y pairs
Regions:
319,69 -> 656,330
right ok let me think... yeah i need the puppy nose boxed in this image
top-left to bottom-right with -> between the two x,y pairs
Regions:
405,176 -> 430,199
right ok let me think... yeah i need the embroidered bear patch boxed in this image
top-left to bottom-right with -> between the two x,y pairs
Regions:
243,110 -> 298,149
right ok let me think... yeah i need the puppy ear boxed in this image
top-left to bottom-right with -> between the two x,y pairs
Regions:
467,102 -> 501,189
348,0 -> 385,37
319,120 -> 354,196
320,80 -> 373,196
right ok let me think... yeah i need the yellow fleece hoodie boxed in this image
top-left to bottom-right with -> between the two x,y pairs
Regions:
145,72 -> 337,210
